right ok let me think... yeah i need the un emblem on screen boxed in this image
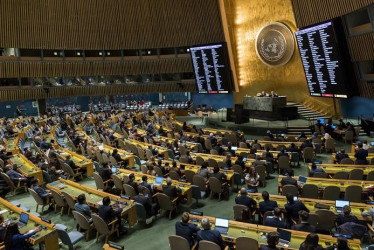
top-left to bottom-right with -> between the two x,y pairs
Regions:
255,22 -> 295,67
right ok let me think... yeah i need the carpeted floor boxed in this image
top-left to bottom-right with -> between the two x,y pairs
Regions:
7,116 -> 372,249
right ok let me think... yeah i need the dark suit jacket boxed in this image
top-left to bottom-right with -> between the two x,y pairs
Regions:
98,205 -> 122,225
285,201 -> 309,222
280,177 -> 298,187
291,222 -> 316,232
99,168 -> 112,182
259,200 -> 278,213
64,159 -> 77,169
336,214 -> 359,226
175,222 -> 200,246
235,195 -> 256,208
259,245 -> 279,250
197,229 -> 225,250
162,185 -> 180,199
264,217 -> 287,229
133,194 -> 153,218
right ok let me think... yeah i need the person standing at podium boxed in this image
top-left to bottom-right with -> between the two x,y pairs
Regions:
270,91 -> 278,98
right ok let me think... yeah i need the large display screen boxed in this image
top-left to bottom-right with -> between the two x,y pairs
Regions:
295,21 -> 349,98
190,43 -> 233,94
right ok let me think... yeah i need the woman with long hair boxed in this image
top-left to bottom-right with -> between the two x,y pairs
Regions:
4,223 -> 41,250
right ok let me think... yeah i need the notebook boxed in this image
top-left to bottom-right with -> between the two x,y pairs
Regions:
214,218 -> 229,235
17,212 -> 29,228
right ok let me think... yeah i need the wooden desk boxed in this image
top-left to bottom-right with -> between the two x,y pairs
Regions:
116,169 -> 192,203
249,193 -> 371,221
11,154 -> 43,183
246,140 -> 303,148
351,143 -> 374,153
57,148 -> 94,176
191,153 -> 259,168
162,160 -> 234,181
188,214 -> 361,250
47,178 -> 137,227
0,198 -> 59,249
277,175 -> 374,195
153,136 -> 198,152
331,153 -> 374,163
5,138 -> 18,153
309,163 -> 374,177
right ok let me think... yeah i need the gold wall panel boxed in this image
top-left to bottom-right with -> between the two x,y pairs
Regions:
223,0 -> 340,117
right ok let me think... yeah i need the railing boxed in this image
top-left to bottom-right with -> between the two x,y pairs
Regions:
300,94 -> 341,118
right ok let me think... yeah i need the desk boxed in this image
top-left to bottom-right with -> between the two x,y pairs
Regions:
5,138 -> 17,153
309,163 -> 374,177
277,175 -> 374,195
46,178 -> 137,227
153,136 -> 198,152
0,198 -> 59,249
57,148 -> 94,176
162,160 -> 234,182
191,153 -> 259,168
243,96 -> 287,112
11,154 -> 43,183
247,140 -> 303,148
188,214 -> 361,250
116,169 -> 192,203
331,153 -> 374,164
249,193 -> 371,221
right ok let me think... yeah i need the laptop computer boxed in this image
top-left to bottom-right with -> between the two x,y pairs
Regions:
371,142 -> 374,147
298,176 -> 307,184
214,218 -> 229,235
331,125 -> 337,129
17,212 -> 29,228
277,228 -> 291,247
154,176 -> 164,185
319,119 -> 325,124
231,146 -> 238,151
335,200 -> 350,213
111,167 -> 117,173
180,164 -> 186,170
242,157 -> 247,162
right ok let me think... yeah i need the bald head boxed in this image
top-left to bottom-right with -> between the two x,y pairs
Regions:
240,187 -> 247,195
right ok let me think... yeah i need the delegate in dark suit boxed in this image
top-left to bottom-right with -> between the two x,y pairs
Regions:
98,204 -> 122,225
175,222 -> 200,247
259,200 -> 278,214
285,200 -> 309,223
291,222 -> 316,233
235,193 -> 257,208
197,230 -> 225,250
264,217 -> 287,229
162,185 -> 181,200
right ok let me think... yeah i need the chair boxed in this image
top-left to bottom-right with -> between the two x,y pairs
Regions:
344,185 -> 362,203
209,177 -> 225,200
316,210 -> 336,233
301,184 -> 319,199
28,188 -> 51,215
282,185 -> 298,196
349,169 -> 364,180
193,175 -> 207,192
308,213 -> 319,227
325,138 -> 335,153
168,149 -> 176,160
204,139 -> 212,151
290,152 -> 300,167
96,152 -> 104,164
191,185 -> 205,208
93,172 -> 110,191
322,186 -> 340,201
145,149 -> 153,160
57,228 -> 84,250
199,240 -> 221,250
232,165 -> 243,178
239,142 -> 247,148
340,158 -> 354,165
111,175 -> 124,194
210,149 -> 219,155
62,191 -> 76,216
303,147 -> 314,162
343,130 -> 354,143
184,170 -> 195,183
236,237 -> 259,250
196,156 -> 205,166
207,158 -> 218,168
262,211 -> 274,225
367,171 -> 374,181
50,189 -> 67,215
255,165 -> 266,187
313,172 -> 327,178
169,235 -> 191,250
72,211 -> 95,241
1,173 -> 27,195
91,214 -> 119,243
154,167 -> 164,177
233,204 -> 247,221
123,184 -> 137,199
156,193 -> 177,220
276,145 -> 286,151
278,156 -> 291,174
62,163 -> 83,180
333,171 -> 349,179
169,171 -> 180,181
141,165 -> 148,174
179,156 -> 189,164
109,156 -> 118,166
